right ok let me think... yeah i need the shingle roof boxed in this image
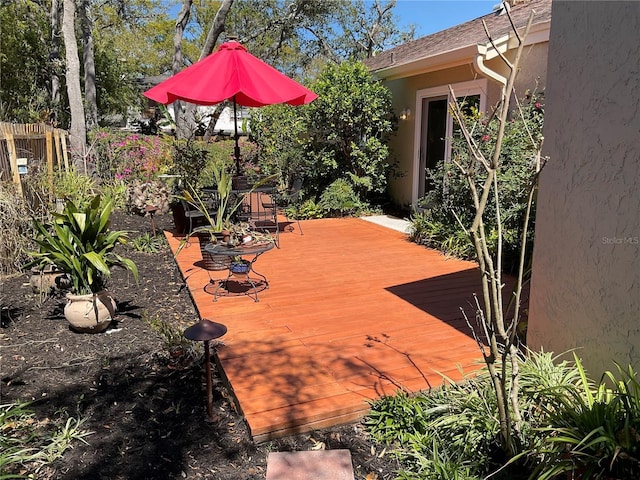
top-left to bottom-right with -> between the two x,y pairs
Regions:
365,0 -> 551,73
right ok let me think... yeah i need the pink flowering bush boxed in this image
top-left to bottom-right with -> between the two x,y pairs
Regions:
89,129 -> 175,215
89,129 -> 174,181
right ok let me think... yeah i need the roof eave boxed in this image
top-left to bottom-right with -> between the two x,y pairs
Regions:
372,19 -> 551,81
372,44 -> 480,81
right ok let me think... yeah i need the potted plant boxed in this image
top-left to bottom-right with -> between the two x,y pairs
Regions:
28,195 -> 138,333
176,162 -> 275,270
229,256 -> 251,276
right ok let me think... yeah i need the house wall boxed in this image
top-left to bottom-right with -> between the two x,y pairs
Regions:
383,44 -> 548,207
527,1 -> 640,378
385,65 -> 480,206
485,41 -> 548,101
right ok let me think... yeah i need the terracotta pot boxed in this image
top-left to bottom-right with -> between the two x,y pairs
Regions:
64,291 -> 116,333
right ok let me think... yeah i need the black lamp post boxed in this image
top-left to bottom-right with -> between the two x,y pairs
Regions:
183,318 -> 227,421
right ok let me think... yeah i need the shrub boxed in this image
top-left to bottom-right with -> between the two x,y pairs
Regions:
364,351 -> 609,480
0,182 -> 34,275
412,90 -> 544,271
89,129 -> 173,181
252,60 -> 397,213
304,61 -> 396,207
318,178 -> 362,217
295,199 -> 325,220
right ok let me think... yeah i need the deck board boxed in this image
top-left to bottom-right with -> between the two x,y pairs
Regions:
166,217 -> 486,442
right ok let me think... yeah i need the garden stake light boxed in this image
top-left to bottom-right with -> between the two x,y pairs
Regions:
183,318 -> 227,421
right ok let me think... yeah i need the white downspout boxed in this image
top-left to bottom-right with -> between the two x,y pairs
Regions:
474,45 -> 507,98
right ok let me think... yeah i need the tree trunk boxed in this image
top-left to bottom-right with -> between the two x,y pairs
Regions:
62,0 -> 87,171
79,0 -> 98,130
50,0 -> 61,125
173,0 -> 192,139
200,0 -> 234,59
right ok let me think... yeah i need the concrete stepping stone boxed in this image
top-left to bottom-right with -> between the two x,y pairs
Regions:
266,449 -> 355,480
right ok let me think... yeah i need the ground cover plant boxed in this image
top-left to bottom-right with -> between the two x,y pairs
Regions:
365,352 -> 640,479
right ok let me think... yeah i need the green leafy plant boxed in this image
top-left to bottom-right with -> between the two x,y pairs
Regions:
365,351 -> 601,480
131,233 -> 166,253
52,167 -> 97,208
527,355 -> 640,480
304,61 -> 396,207
1,402 -> 92,478
295,199 -> 325,220
28,195 -> 138,294
318,178 -> 362,217
253,60 -> 397,212
177,162 -> 276,253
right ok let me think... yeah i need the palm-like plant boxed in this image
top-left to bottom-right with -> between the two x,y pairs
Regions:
29,195 -> 138,295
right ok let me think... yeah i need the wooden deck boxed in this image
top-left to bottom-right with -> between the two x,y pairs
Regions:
166,217 -> 485,442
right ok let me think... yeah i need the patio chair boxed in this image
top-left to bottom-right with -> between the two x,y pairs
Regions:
181,193 -> 219,233
261,176 -> 304,236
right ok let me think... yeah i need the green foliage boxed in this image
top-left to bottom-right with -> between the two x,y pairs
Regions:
295,199 -> 325,220
252,60 -> 396,214
364,351 -> 622,480
52,168 -> 97,208
0,1 -> 52,123
526,355 -> 640,480
1,402 -> 92,479
408,211 -> 475,259
318,178 -> 362,216
98,179 -> 129,210
304,61 -> 396,206
28,195 -> 138,294
250,103 -> 308,187
170,138 -> 211,188
412,91 -> 544,271
131,233 -> 166,253
0,182 -> 35,275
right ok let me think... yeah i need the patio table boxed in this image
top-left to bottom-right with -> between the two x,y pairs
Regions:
204,241 -> 275,302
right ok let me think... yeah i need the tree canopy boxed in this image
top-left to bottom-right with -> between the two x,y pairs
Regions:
0,0 -> 415,127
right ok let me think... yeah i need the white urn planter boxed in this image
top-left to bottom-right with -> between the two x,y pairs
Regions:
64,291 -> 117,333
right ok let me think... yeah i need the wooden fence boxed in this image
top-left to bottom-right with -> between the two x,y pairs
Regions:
0,122 -> 69,194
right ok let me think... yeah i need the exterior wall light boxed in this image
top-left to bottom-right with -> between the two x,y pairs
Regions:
400,108 -> 411,120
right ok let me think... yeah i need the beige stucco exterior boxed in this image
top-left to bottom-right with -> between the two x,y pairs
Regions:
527,1 -> 640,378
376,25 -> 549,206
382,43 -> 548,207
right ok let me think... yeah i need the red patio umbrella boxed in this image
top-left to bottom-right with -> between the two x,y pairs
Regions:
144,40 -> 318,173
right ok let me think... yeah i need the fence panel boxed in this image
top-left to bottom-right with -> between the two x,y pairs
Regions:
0,123 -> 69,194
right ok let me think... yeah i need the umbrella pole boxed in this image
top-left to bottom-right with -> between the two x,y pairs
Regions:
233,97 -> 241,175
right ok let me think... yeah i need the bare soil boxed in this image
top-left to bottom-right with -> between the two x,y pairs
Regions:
1,211 -> 399,480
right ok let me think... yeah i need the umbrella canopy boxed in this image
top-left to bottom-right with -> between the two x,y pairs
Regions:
144,41 -> 317,107
144,41 -> 317,174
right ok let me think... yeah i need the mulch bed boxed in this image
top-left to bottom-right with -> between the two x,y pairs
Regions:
1,211 -> 399,480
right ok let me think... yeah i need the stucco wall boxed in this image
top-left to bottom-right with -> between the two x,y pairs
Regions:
383,44 -> 548,207
527,1 -> 640,378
